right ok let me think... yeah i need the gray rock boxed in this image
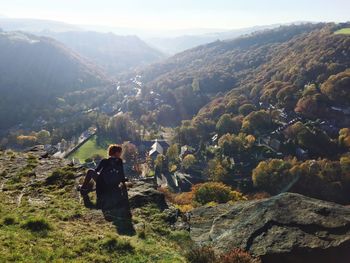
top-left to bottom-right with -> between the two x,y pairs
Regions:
190,193 -> 350,263
128,181 -> 167,210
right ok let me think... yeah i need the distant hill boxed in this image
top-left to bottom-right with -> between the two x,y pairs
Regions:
146,24 -> 281,54
0,31 -> 109,129
0,18 -> 81,32
41,31 -> 165,75
136,23 -> 350,123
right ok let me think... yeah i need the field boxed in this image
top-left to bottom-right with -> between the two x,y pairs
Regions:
68,135 -> 112,163
334,28 -> 350,35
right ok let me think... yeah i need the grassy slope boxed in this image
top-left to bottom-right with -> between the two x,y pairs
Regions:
0,150 -> 188,262
334,28 -> 350,35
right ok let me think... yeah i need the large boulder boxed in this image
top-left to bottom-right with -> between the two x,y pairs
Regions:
128,181 -> 167,210
190,193 -> 350,263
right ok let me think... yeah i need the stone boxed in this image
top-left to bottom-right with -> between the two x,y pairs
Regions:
190,193 -> 350,263
127,181 -> 167,210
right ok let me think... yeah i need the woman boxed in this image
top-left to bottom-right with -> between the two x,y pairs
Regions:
78,144 -> 127,195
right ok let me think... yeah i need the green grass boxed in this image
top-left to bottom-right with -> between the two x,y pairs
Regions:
334,28 -> 350,35
68,135 -> 112,163
0,152 -> 188,262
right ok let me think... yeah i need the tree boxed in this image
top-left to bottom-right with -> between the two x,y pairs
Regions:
252,159 -> 296,195
182,154 -> 197,171
166,144 -> 180,164
252,158 -> 350,204
321,70 -> 350,104
156,104 -> 176,126
121,142 -> 138,164
107,114 -> 140,143
218,133 -> 248,157
36,130 -> 51,145
339,128 -> 350,148
238,104 -> 256,116
154,154 -> 167,174
242,110 -> 271,134
216,114 -> 240,135
175,122 -> 200,146
192,78 -> 200,92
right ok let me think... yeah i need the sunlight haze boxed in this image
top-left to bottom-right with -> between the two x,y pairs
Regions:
1,0 -> 349,30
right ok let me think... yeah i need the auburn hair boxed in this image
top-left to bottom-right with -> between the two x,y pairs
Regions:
108,144 -> 122,156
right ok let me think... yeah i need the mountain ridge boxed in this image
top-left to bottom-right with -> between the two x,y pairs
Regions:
0,30 -> 110,129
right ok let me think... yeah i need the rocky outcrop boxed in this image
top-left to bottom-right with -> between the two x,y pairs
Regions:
190,193 -> 350,263
128,181 -> 167,210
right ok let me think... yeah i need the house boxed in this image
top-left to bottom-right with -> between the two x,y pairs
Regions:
269,138 -> 281,152
296,147 -> 309,160
260,136 -> 281,152
148,139 -> 169,159
212,134 -> 219,145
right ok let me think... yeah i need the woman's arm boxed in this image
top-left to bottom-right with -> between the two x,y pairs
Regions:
119,161 -> 127,183
94,159 -> 107,173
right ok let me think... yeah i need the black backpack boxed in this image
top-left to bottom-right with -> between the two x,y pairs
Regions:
99,158 -> 123,187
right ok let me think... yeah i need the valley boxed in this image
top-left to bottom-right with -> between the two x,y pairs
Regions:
0,9 -> 350,262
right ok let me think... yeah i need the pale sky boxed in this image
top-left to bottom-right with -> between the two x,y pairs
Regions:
1,0 -> 349,30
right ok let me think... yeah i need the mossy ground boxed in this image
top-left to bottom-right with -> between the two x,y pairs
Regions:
0,150 -> 189,262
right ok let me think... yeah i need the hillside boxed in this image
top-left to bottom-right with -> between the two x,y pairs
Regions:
0,17 -> 81,32
42,31 -> 165,75
1,147 -> 350,263
0,31 -> 109,130
0,147 -> 187,262
146,24 -> 280,54
136,23 -> 350,123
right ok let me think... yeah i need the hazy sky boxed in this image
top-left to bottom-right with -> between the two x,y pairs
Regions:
1,0 -> 349,30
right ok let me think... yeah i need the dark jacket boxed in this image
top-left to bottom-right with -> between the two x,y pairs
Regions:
95,157 -> 126,197
95,157 -> 126,183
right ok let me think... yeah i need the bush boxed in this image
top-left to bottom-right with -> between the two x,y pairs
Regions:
193,182 -> 246,205
219,248 -> 261,263
185,246 -> 216,263
185,246 -> 261,263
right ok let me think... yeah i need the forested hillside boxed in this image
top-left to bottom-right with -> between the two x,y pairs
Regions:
124,23 -> 350,202
146,24 -> 279,54
43,31 -> 164,75
0,31 -> 109,129
136,23 -> 350,125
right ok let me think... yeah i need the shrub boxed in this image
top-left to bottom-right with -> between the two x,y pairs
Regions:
219,248 -> 261,263
185,246 -> 261,263
185,246 -> 216,263
193,182 -> 246,205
